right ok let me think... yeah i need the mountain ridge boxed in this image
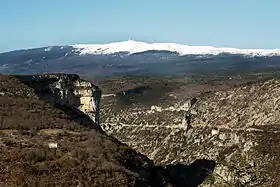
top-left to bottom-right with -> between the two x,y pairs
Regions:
72,40 -> 280,57
2,41 -> 280,79
2,40 -> 280,57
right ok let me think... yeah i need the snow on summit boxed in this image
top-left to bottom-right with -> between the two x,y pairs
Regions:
72,40 -> 280,57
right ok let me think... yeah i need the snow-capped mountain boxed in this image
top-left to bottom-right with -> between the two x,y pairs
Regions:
72,40 -> 280,57
1,40 -> 280,78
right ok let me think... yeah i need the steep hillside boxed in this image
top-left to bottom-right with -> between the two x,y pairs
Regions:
100,76 -> 280,186
0,74 -> 215,187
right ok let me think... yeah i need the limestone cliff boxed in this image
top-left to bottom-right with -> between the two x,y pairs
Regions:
16,73 -> 101,126
100,77 -> 280,186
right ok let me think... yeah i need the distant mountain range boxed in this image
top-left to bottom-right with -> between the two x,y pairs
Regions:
1,40 -> 280,78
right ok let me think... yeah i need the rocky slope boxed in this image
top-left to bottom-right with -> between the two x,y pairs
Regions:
0,74 -> 215,187
100,76 -> 280,186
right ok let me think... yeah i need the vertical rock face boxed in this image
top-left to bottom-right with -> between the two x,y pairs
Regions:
17,74 -> 101,125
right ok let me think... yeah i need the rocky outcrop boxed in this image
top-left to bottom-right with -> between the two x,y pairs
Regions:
16,74 -> 101,126
100,78 -> 280,186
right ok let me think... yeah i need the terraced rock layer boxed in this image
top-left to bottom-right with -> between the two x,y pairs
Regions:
100,77 -> 280,186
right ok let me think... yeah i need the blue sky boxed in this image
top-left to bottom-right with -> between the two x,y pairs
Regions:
1,0 -> 280,52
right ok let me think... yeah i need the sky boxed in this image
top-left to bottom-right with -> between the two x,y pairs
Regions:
1,0 -> 280,52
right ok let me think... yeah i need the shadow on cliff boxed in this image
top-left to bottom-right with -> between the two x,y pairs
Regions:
147,159 -> 216,187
